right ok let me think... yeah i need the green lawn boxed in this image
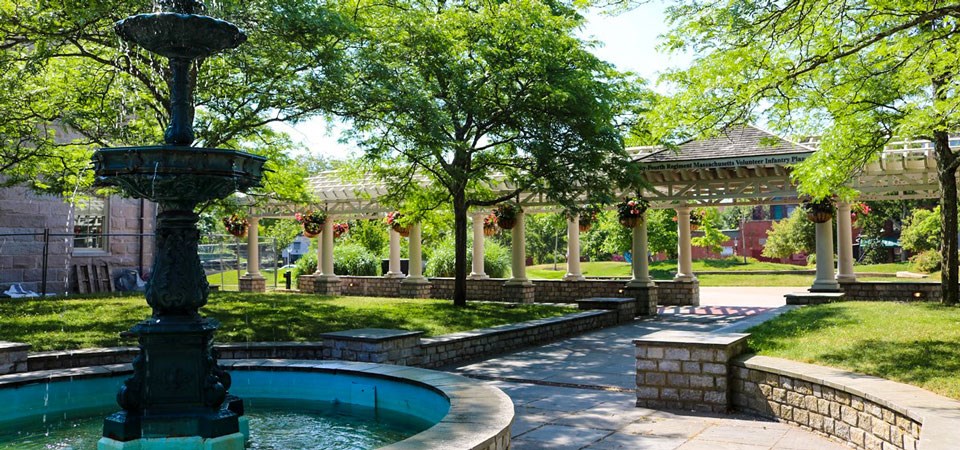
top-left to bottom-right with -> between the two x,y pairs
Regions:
206,267 -> 296,290
0,292 -> 575,351
747,302 -> 960,400
527,260 -> 936,286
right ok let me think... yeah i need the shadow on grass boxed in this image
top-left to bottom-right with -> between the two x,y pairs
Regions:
745,304 -> 857,353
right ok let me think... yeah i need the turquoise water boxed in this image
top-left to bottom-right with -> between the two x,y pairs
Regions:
0,399 -> 433,450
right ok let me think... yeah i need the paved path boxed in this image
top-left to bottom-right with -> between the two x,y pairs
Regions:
445,288 -> 844,450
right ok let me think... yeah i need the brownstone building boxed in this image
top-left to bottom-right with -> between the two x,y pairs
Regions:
0,183 -> 157,295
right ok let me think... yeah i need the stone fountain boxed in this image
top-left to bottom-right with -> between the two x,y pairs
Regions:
92,1 -> 264,448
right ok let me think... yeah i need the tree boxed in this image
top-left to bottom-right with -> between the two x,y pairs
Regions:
339,0 -> 648,306
646,209 -> 678,258
0,0 -> 349,206
691,208 -> 730,254
657,1 -> 960,304
901,207 -> 942,254
762,208 -> 816,260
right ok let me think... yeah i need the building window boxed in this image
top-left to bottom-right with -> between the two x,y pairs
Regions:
74,198 -> 107,252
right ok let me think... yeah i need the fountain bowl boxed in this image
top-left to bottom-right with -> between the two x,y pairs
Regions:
92,146 -> 266,207
115,13 -> 246,59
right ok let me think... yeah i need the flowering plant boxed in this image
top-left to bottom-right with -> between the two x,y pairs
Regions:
332,222 -> 349,238
222,214 -> 248,238
851,202 -> 871,222
482,213 -> 498,236
616,198 -> 648,220
296,210 -> 326,236
385,211 -> 409,236
494,202 -> 521,229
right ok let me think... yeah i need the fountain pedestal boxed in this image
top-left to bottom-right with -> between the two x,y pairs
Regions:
92,2 -> 262,446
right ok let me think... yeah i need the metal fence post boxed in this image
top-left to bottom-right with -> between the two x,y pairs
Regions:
41,228 -> 50,296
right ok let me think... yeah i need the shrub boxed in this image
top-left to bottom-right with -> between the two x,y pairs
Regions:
425,238 -> 511,278
911,250 -> 942,273
293,251 -> 317,278
334,243 -> 380,276
292,243 -> 379,277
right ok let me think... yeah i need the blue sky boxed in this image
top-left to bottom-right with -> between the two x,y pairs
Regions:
274,2 -> 689,160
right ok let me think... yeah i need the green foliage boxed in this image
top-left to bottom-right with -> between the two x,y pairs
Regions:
341,219 -> 390,257
901,207 -> 942,254
261,218 -> 302,254
762,208 -> 815,259
691,208 -> 730,254
293,251 -> 317,278
524,213 -> 567,265
646,209 -> 679,258
0,0 -> 343,203
425,237 -> 511,278
910,250 -> 942,274
333,243 -> 380,276
719,206 -> 754,230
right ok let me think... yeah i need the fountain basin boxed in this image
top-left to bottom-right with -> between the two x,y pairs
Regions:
115,13 -> 246,59
92,146 -> 267,206
0,360 -> 513,450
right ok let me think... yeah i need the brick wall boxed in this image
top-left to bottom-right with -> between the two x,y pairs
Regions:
839,281 -> 940,302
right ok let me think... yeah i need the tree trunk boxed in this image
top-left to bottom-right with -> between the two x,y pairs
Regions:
453,190 -> 469,307
934,130 -> 959,305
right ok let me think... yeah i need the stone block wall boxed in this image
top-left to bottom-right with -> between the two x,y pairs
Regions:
533,279 -> 626,303
732,356 -> 922,450
238,276 -> 266,292
428,277 -> 506,301
341,276 -> 403,297
0,342 -> 30,374
635,331 -> 748,413
577,297 -> 636,324
839,281 -> 941,303
655,280 -> 699,306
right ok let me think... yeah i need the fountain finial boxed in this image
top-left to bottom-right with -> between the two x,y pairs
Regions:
158,0 -> 206,14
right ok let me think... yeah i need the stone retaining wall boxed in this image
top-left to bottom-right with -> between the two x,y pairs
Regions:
839,281 -> 940,302
21,310 -> 618,371
332,275 -> 697,306
732,356 -> 923,450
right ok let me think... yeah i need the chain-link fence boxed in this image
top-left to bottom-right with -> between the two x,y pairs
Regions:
200,234 -> 278,291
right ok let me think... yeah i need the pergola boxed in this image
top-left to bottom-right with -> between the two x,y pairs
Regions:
238,125 -> 941,303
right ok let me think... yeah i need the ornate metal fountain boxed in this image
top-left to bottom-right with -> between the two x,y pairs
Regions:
92,1 -> 264,447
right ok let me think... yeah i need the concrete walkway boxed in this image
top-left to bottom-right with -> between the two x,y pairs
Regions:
446,289 -> 845,450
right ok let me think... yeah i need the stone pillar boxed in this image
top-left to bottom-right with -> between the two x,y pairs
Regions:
563,215 -> 585,281
812,218 -> 840,292
836,202 -> 856,284
675,206 -> 696,281
625,213 -> 657,316
504,210 -> 534,303
385,228 -> 403,278
239,216 -> 266,292
469,212 -> 488,279
400,222 -> 431,298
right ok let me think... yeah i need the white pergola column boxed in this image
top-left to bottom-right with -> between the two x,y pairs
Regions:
406,222 -> 427,283
320,218 -> 337,280
313,233 -> 322,275
385,228 -> 403,278
469,212 -> 488,279
244,216 -> 261,277
563,215 -> 584,281
836,202 -> 856,283
675,206 -> 696,281
507,211 -> 528,284
628,213 -> 654,287
812,218 -> 840,291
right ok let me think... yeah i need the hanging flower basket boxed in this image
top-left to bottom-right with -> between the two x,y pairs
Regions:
333,222 -> 349,239
385,211 -> 410,237
222,214 -> 248,239
616,198 -> 648,229
576,206 -> 600,233
851,202 -> 871,223
494,202 -> 521,230
482,213 -> 497,236
296,210 -> 326,238
802,197 -> 835,224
